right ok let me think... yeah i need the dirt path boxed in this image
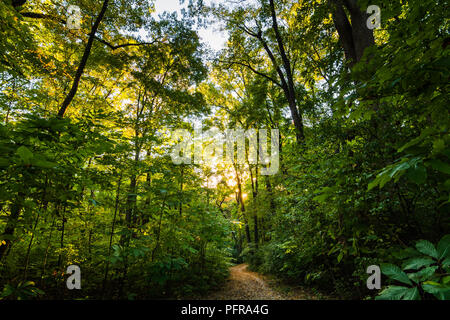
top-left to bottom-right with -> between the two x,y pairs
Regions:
204,264 -> 319,300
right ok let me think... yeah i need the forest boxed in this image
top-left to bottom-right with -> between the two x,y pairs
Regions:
0,0 -> 449,301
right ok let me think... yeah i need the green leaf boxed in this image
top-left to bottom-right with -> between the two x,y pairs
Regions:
442,257 -> 450,269
433,139 -> 445,154
389,161 -> 411,178
429,159 -> 450,175
368,168 -> 392,190
367,179 -> 378,191
0,284 -> 14,299
381,264 -> 413,285
398,137 -> 422,153
437,234 -> 450,260
408,266 -> 438,283
406,164 -> 427,184
32,288 -> 45,296
375,285 -> 412,300
313,193 -> 330,203
403,257 -> 434,270
16,146 -> 33,164
422,282 -> 450,300
416,240 -> 438,259
32,159 -> 57,169
22,281 -> 35,287
402,287 -> 420,300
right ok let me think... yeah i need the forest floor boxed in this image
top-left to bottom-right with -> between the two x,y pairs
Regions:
203,264 -> 324,300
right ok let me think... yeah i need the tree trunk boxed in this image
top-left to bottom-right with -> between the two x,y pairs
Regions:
179,165 -> 184,216
151,195 -> 167,262
57,207 -> 66,268
102,174 -> 122,298
23,209 -> 41,280
0,194 -> 24,262
330,0 -> 375,67
234,165 -> 251,244
268,0 -> 305,143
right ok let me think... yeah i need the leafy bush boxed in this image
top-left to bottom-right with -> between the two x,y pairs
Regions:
0,281 -> 45,300
377,235 -> 450,300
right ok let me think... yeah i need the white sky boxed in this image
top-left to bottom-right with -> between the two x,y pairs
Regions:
153,0 -> 227,52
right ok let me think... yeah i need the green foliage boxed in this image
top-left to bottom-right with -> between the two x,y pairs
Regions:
0,281 -> 45,300
202,0 -> 450,300
376,235 -> 450,300
0,0 -> 228,300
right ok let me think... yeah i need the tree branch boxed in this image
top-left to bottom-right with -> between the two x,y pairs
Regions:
21,11 -> 157,52
218,59 -> 282,88
90,35 -> 158,51
21,12 -> 66,24
269,0 -> 295,98
58,0 -> 110,117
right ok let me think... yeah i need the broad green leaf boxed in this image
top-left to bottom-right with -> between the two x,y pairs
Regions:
408,266 -> 438,283
375,285 -> 411,300
16,146 -> 33,164
402,287 -> 420,300
416,240 -> 438,259
403,257 -> 434,270
422,282 -> 450,300
437,234 -> 450,260
389,161 -> 411,178
381,264 -> 413,285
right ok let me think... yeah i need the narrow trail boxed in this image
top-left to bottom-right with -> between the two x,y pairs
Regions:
204,264 -> 319,300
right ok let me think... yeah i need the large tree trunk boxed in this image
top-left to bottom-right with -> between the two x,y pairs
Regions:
330,0 -> 375,67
